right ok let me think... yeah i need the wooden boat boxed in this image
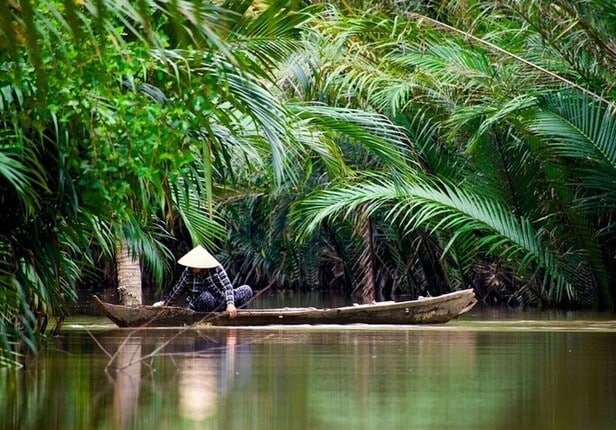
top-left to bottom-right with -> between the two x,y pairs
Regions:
93,289 -> 477,327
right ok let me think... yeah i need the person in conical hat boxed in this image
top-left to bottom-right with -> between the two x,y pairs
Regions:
153,245 -> 253,318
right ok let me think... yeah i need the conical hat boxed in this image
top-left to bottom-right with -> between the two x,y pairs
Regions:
177,245 -> 220,269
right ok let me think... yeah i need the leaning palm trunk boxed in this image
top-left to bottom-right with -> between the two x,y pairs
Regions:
116,240 -> 142,306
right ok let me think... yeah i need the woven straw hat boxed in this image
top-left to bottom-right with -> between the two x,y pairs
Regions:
177,245 -> 220,269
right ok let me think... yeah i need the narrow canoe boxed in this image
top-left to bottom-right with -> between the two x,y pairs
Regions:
93,289 -> 477,327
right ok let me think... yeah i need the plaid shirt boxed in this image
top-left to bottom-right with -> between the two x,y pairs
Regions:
165,266 -> 235,309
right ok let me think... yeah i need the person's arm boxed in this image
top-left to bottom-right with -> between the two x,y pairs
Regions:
163,268 -> 190,305
213,266 -> 237,318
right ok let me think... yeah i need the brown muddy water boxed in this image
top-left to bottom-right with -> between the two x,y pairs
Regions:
1,306 -> 615,430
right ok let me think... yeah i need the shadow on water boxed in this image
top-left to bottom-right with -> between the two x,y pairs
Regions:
1,303 -> 616,430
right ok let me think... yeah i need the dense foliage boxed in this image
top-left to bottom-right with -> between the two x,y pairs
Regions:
2,0 -> 616,365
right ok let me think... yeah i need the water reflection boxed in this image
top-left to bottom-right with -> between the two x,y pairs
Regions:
111,338 -> 142,430
98,328 -> 248,429
178,349 -> 218,421
1,318 -> 616,430
248,329 -> 480,430
176,330 -> 240,422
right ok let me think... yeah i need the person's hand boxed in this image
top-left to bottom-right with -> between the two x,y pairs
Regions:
226,303 -> 237,319
152,301 -> 165,307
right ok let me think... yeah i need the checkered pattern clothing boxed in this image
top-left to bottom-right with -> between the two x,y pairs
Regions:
165,266 -> 235,309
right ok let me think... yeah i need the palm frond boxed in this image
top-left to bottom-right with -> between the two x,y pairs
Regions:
531,93 -> 616,166
225,0 -> 310,72
289,102 -> 415,176
529,92 -> 616,214
405,11 -> 610,104
294,176 -> 583,302
171,178 -> 227,249
0,145 -> 35,205
447,94 -> 538,152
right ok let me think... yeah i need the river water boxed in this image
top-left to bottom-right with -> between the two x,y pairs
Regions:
1,306 -> 615,430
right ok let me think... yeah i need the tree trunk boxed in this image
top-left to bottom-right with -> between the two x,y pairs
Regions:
116,240 -> 142,306
353,206 -> 377,304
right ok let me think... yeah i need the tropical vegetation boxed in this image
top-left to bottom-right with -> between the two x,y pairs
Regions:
1,0 -> 616,365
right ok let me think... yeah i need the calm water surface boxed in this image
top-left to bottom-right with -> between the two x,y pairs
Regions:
1,307 -> 615,430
